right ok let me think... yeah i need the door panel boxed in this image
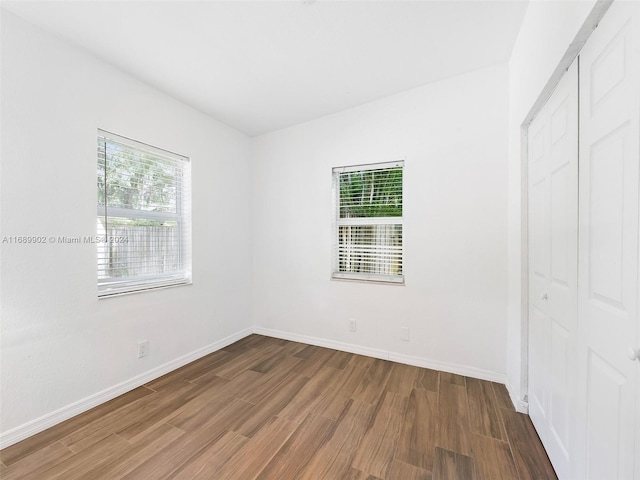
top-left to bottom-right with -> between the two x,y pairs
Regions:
577,2 -> 640,478
549,320 -> 570,456
585,349 -> 627,480
528,59 -> 578,480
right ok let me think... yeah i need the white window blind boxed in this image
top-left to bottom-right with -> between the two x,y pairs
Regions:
97,130 -> 191,297
332,160 -> 404,283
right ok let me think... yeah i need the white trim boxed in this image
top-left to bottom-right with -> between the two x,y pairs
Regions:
97,206 -> 180,222
331,272 -> 405,284
506,376 -> 529,414
98,128 -> 189,162
98,277 -> 191,298
252,326 -> 507,384
516,0 -> 613,417
337,217 -> 403,226
333,159 -> 404,174
0,327 -> 253,450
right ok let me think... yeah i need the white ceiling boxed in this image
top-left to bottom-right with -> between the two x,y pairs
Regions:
3,1 -> 529,136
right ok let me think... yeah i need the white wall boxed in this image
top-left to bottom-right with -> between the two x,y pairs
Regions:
0,11 -> 253,442
507,0 -> 598,408
251,64 -> 510,379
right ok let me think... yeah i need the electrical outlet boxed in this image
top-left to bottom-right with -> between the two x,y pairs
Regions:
349,319 -> 357,332
400,326 -> 409,341
137,340 -> 148,358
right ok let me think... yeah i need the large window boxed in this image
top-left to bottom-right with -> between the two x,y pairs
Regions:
332,161 -> 404,283
97,130 -> 191,297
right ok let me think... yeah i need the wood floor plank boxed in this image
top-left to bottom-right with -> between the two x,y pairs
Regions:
395,388 -> 438,470
256,414 -> 336,479
221,334 -> 269,353
317,365 -> 368,421
293,344 -> 322,359
387,460 -> 433,480
80,423 -> 184,479
278,367 -> 340,423
26,434 -> 129,480
466,377 -> 506,441
433,447 -> 475,480
0,441 -> 74,480
280,367 -> 345,423
250,347 -> 290,374
294,348 -> 336,377
214,415 -> 298,480
60,384 -> 191,452
414,368 -> 440,392
260,336 -> 290,347
471,434 -> 519,480
278,340 -> 309,357
229,373 -> 309,437
145,349 -> 234,390
0,386 -> 154,466
386,363 -> 420,396
500,408 -> 557,480
240,355 -> 303,404
168,395 -> 254,434
492,382 -> 515,411
169,431 -> 248,480
326,350 -> 353,370
343,468 -> 384,480
351,358 -> 394,404
436,381 -> 472,456
327,398 -> 376,454
115,381 -> 211,441
351,391 -> 408,478
119,426 -> 227,479
347,353 -> 375,370
288,399 -> 372,479
440,372 -> 466,386
298,399 -> 373,478
298,446 -> 354,480
189,368 -> 262,399
211,343 -> 281,379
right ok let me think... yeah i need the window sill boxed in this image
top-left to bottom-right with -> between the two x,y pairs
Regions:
98,280 -> 192,299
331,273 -> 404,285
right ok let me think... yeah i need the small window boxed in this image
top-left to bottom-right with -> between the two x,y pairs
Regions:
97,130 -> 191,297
332,161 -> 404,284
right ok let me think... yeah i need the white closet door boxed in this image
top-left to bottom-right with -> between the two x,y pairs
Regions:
577,1 -> 640,479
528,59 -> 578,480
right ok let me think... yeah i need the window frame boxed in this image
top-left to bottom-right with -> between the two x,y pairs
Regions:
331,160 -> 405,284
97,129 -> 192,298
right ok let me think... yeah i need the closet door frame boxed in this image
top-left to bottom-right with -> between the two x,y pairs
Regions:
519,0 -> 613,414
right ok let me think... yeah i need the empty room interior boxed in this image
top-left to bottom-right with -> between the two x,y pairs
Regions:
1,0 -> 640,479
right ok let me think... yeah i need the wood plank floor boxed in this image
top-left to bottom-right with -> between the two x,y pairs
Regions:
0,335 -> 557,480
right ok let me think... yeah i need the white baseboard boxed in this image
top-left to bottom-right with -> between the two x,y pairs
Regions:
0,327 -> 253,450
1,325 -> 519,450
505,377 -> 529,413
252,326 -> 507,384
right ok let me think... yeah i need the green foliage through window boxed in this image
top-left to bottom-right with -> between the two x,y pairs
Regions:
338,167 -> 402,218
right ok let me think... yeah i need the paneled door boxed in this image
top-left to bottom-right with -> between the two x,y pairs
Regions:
577,1 -> 640,479
528,59 -> 578,480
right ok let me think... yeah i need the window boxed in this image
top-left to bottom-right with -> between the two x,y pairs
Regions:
332,161 -> 404,283
97,130 -> 191,297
